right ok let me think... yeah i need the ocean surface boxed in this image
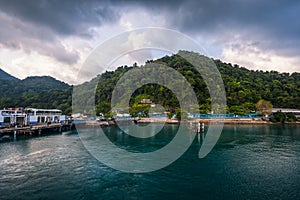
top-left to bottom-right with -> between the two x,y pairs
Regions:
0,124 -> 300,200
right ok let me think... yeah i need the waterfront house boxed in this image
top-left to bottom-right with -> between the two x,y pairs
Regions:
139,99 -> 152,104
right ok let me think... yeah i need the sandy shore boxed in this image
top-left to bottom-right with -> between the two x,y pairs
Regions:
136,117 -> 300,125
76,118 -> 300,127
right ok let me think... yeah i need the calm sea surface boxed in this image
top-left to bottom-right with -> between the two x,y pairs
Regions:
0,124 -> 300,200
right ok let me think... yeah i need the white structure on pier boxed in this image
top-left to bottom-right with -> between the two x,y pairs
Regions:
26,108 -> 66,125
0,108 -> 26,127
0,108 -> 66,127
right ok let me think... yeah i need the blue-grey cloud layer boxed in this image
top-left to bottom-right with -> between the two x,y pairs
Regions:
121,0 -> 300,58
0,0 -> 300,67
0,0 -> 119,65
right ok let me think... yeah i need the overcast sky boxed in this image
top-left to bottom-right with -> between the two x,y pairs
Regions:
0,0 -> 300,84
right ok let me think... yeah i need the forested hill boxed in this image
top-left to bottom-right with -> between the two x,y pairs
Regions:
0,68 -> 19,80
1,51 -> 300,116
0,70 -> 72,114
0,76 -> 69,98
214,59 -> 300,109
92,51 -> 300,115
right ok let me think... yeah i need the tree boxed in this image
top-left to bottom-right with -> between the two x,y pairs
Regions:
256,99 -> 273,117
270,111 -> 286,123
95,101 -> 111,116
229,105 -> 246,115
286,113 -> 297,122
129,103 -> 150,117
175,108 -> 188,121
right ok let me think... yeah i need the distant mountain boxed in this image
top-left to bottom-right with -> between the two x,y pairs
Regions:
0,69 -> 71,114
0,73 -> 69,98
20,76 -> 69,93
0,68 -> 19,80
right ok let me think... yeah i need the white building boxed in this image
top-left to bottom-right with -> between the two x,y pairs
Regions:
26,108 -> 66,124
0,108 -> 66,127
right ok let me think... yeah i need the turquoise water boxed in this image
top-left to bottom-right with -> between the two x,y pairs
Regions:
0,124 -> 300,200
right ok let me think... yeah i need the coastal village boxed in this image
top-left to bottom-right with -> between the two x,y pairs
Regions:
1,97 -> 300,141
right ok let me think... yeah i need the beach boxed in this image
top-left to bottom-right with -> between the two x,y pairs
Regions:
136,117 -> 300,125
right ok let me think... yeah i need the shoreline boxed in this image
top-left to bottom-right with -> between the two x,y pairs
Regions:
135,117 -> 300,125
72,118 -> 300,128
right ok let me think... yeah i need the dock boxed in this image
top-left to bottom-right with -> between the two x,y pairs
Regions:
0,123 -> 74,140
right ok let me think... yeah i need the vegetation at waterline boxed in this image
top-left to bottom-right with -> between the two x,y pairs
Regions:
269,111 -> 297,123
1,51 -> 300,118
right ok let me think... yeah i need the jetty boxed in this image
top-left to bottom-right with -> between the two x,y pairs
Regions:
0,122 -> 74,140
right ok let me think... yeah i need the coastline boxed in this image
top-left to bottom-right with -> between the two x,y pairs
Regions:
72,117 -> 300,129
135,117 -> 300,125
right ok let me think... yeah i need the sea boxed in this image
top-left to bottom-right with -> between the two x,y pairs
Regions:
0,124 -> 300,200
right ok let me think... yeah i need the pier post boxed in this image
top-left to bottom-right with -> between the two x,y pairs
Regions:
197,122 -> 201,133
201,122 -> 204,133
14,125 -> 17,140
199,131 -> 204,143
197,122 -> 205,143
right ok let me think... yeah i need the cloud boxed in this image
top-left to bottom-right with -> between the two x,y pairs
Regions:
0,0 -> 119,37
0,11 -> 79,65
115,0 -> 300,66
222,40 -> 300,73
1,0 -> 300,84
0,0 -> 120,65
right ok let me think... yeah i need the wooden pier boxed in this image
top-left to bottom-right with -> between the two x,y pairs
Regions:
0,123 -> 74,139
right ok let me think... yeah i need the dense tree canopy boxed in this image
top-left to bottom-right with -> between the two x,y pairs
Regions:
0,75 -> 71,114
92,51 -> 300,116
1,51 -> 300,116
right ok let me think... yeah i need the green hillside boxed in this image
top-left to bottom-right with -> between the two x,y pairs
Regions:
0,68 -> 19,81
0,71 -> 71,114
1,51 -> 300,116
89,51 -> 300,116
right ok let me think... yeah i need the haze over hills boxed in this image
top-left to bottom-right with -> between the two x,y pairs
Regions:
1,51 -> 300,115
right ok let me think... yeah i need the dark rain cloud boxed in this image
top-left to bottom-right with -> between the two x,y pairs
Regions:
0,0 -> 300,66
172,0 -> 300,54
0,0 -> 119,37
113,0 -> 300,59
0,0 -> 120,65
113,0 -> 300,38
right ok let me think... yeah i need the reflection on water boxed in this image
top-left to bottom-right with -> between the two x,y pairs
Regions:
0,124 -> 299,200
